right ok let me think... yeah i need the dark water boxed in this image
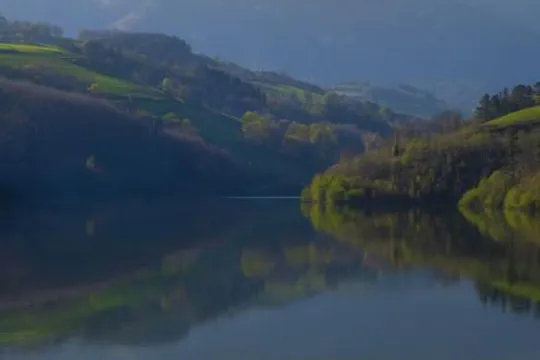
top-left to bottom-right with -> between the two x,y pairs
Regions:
2,199 -> 540,360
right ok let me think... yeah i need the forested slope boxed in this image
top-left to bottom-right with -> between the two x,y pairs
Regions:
302,82 -> 540,213
0,17 -> 424,198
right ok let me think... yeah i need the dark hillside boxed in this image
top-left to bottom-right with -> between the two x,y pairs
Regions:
0,79 -> 249,199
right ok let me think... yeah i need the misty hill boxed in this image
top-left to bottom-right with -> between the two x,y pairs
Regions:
2,0 -> 539,108
332,82 -> 453,117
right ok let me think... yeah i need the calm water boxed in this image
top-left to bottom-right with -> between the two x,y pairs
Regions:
2,199 -> 540,360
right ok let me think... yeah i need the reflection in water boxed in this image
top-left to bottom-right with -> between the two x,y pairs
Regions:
2,200 -> 540,359
303,203 -> 540,318
0,199 -> 373,349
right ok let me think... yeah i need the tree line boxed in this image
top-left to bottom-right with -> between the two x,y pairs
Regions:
474,82 -> 540,123
240,111 -> 366,167
0,14 -> 63,43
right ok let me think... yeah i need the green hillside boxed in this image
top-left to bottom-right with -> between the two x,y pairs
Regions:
301,83 -> 540,213
0,42 -> 309,189
484,106 -> 540,128
0,17 -> 426,199
0,43 -> 66,54
0,45 -> 160,97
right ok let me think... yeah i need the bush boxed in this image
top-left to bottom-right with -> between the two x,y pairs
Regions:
459,170 -> 515,211
505,173 -> 540,212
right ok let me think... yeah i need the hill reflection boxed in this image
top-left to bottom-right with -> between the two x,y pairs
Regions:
303,203 -> 540,319
3,199 -> 540,350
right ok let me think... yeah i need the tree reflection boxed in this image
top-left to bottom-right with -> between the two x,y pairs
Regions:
4,200 -> 540,350
0,199 -> 375,349
303,202 -> 540,319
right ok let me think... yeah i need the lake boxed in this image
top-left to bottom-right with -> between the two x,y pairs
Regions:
2,199 -> 540,360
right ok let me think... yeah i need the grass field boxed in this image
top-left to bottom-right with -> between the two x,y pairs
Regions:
0,43 -> 67,54
485,106 -> 540,128
0,54 -> 161,97
0,43 -> 161,98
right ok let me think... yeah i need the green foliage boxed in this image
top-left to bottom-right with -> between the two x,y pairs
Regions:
303,204 -> 540,307
308,123 -> 337,145
459,171 -> 515,211
284,122 -> 310,142
87,82 -> 99,92
161,77 -> 173,92
85,155 -> 96,170
504,173 -> 540,212
301,174 -> 360,204
0,19 -> 63,43
239,111 -> 364,169
304,80 -> 540,213
161,112 -> 179,121
0,43 -> 66,54
179,118 -> 198,136
484,106 -> 540,128
241,111 -> 272,142
0,16 -> 424,194
474,84 -> 539,124
0,51 -> 159,97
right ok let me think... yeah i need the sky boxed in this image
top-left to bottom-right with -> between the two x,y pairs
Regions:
2,0 -> 540,34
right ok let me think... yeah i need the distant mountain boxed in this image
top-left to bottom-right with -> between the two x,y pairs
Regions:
332,82 -> 453,117
2,0 -> 540,109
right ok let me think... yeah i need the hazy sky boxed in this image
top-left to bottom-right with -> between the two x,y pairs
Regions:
1,0 -> 538,98
1,0 -> 539,34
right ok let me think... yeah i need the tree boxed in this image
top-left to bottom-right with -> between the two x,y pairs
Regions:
0,15 -> 8,30
534,82 -> 540,94
392,132 -> 401,157
86,155 -> 96,170
241,111 -> 271,142
180,118 -> 198,136
161,77 -> 173,92
88,82 -> 99,93
309,123 -> 337,145
304,91 -> 314,111
474,94 -> 492,122
535,82 -> 540,105
285,122 -> 310,142
432,110 -> 463,133
379,106 -> 393,121
162,112 -> 179,121
511,84 -> 535,110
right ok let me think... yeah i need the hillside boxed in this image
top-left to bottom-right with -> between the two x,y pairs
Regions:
0,79 -> 253,200
333,82 -> 454,117
3,0 -> 539,108
301,82 -> 540,213
0,17 -> 426,198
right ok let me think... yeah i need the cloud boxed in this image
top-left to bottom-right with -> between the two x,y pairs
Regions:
109,0 -> 157,30
111,11 -> 142,30
95,0 -> 121,7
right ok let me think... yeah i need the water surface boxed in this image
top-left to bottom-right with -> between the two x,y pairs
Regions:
2,200 -> 540,360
